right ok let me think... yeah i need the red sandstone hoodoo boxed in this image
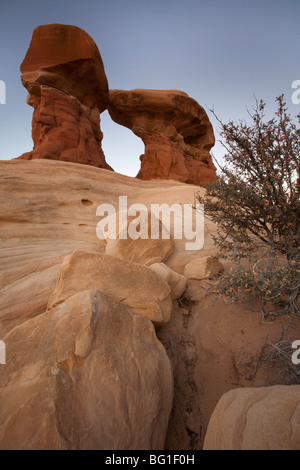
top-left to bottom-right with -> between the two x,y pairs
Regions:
18,24 -> 216,186
18,23 -> 112,170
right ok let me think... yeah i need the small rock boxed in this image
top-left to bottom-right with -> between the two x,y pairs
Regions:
184,256 -> 224,280
148,263 -> 186,300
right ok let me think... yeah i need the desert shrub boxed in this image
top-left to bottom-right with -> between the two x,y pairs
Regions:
197,95 -> 300,324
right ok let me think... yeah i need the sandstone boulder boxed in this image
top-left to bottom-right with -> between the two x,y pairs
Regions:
108,89 -> 216,186
48,250 -> 172,327
104,210 -> 175,265
148,263 -> 186,300
18,24 -> 112,169
0,290 -> 173,450
184,256 -> 224,280
203,385 -> 300,450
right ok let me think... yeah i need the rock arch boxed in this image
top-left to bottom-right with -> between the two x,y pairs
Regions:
17,24 -> 217,186
108,89 -> 217,186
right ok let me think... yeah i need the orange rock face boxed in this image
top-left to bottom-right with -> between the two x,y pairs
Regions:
18,24 -> 112,170
108,89 -> 217,186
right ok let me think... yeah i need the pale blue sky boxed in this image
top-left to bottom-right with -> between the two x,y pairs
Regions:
0,0 -> 299,176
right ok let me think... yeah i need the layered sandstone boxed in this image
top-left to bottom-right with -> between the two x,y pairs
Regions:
108,89 -> 217,186
1,159 -> 300,450
18,24 -> 112,169
0,158 -> 208,337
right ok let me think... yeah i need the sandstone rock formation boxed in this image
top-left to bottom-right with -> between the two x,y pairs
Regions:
203,385 -> 300,450
0,159 -> 211,337
16,25 -> 216,185
108,89 -> 217,186
183,256 -> 224,302
47,250 -> 173,327
18,24 -> 112,169
184,256 -> 224,280
104,210 -> 175,265
1,158 -> 300,451
148,263 -> 187,300
4,22 -> 300,452
0,290 -> 173,450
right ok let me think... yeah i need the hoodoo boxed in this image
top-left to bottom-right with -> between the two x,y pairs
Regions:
18,24 -> 113,170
